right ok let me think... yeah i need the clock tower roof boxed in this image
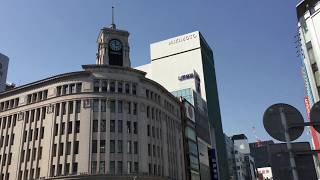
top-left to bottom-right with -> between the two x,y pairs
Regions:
95,7 -> 131,67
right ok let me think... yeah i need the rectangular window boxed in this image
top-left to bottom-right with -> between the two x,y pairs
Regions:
94,80 -> 100,92
13,115 -> 17,127
118,100 -> 123,113
101,100 -> 106,112
110,100 -> 116,113
32,148 -> 36,160
132,84 -> 136,95
50,166 -> 54,177
133,122 -> 138,134
127,102 -> 131,114
76,100 -> 81,113
127,141 -> 132,154
110,161 -> 115,174
75,121 -> 80,133
152,126 -> 155,137
69,101 -> 74,114
21,150 -> 25,162
57,86 -> 62,96
151,108 -> 154,119
70,84 -> 75,94
72,163 -> 78,174
127,161 -> 132,174
100,140 -> 105,153
68,122 -> 72,134
148,144 -> 151,156
115,140 -> 122,154
60,122 -> 65,135
74,141 -> 79,154
110,120 -> 115,132
65,163 -> 70,175
40,127 -> 44,139
110,81 -> 115,92
100,120 -> 106,132
127,121 -> 131,133
91,161 -> 97,174
156,128 -> 159,138
147,125 -> 150,136
66,142 -> 71,155
35,108 -> 40,121
118,82 -> 123,93
29,130 -> 33,142
54,124 -> 58,136
59,143 -> 64,156
92,140 -> 97,153
76,83 -> 82,93
62,102 -> 66,115
52,144 -> 57,157
93,120 -> 98,132
153,145 -> 156,157
93,99 -> 99,112
125,83 -> 130,94
0,136 -> 3,147
36,168 -> 40,178
101,80 -> 108,92
134,141 -> 138,154
133,103 -> 137,115
118,120 -> 122,133
110,140 -> 115,153
1,154 -> 5,165
8,153 -> 12,165
41,107 -> 46,119
134,162 -> 139,173
10,134 -> 14,145
99,161 -> 105,174
55,103 -> 60,116
117,161 -> 123,174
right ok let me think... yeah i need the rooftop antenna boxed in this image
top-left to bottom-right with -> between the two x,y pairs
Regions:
110,6 -> 116,29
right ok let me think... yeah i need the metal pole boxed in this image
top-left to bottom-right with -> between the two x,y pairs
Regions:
280,106 -> 299,180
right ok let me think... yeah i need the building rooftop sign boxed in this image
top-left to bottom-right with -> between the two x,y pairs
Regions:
150,31 -> 201,60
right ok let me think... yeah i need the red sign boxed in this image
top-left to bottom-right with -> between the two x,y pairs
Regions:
304,96 -> 320,160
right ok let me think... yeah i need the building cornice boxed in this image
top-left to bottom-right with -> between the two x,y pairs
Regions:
0,71 -> 90,98
0,65 -> 180,105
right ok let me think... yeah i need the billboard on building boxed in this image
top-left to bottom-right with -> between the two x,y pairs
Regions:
184,100 -> 195,123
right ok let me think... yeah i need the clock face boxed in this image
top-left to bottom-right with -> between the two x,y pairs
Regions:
109,39 -> 122,51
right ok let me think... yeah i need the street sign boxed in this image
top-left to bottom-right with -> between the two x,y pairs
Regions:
309,101 -> 320,133
263,103 -> 304,142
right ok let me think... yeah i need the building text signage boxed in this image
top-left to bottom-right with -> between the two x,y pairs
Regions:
169,33 -> 198,45
178,73 -> 194,81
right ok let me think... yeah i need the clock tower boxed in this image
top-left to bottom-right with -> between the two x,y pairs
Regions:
96,8 -> 130,67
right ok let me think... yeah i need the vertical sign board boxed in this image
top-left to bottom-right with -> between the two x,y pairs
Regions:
208,149 -> 219,180
302,64 -> 320,160
184,101 -> 195,123
304,96 -> 320,160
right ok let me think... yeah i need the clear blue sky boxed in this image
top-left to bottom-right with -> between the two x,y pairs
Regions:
0,0 -> 310,143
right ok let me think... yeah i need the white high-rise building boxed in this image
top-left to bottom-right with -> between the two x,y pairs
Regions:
297,0 -> 320,174
298,0 -> 320,107
0,53 -> 9,92
136,31 -> 229,180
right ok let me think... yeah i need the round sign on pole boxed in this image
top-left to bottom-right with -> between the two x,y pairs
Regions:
263,103 -> 304,142
310,101 -> 320,133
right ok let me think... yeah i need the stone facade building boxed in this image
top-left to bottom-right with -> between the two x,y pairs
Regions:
0,22 -> 185,180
